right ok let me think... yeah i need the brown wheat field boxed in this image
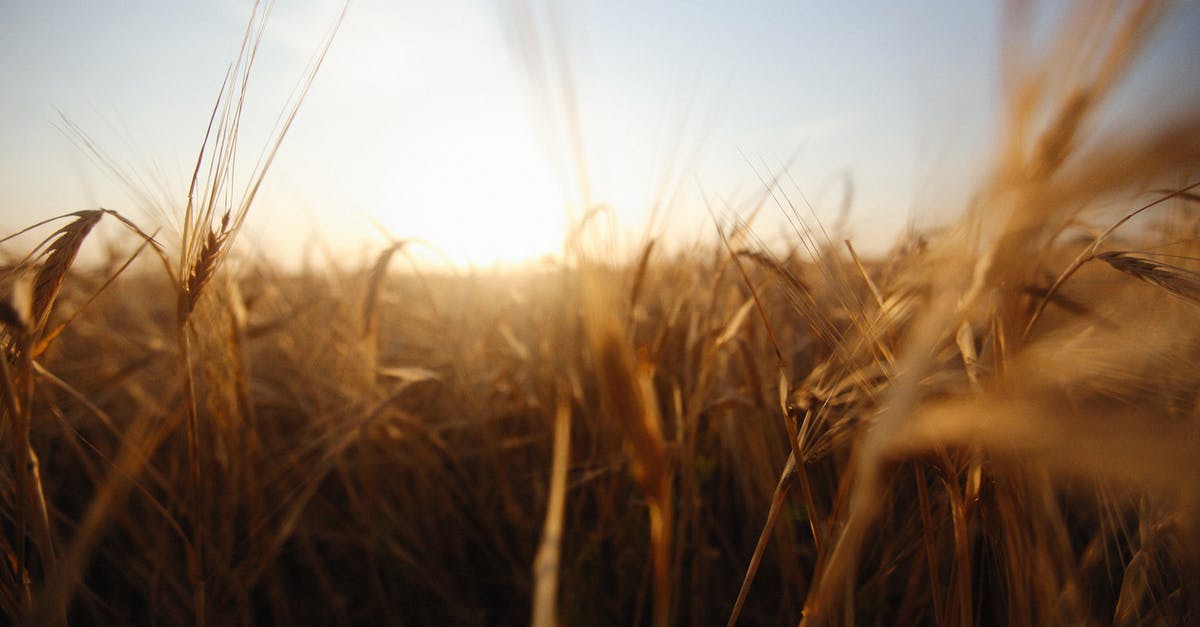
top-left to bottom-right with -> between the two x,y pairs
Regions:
2,1 -> 1200,625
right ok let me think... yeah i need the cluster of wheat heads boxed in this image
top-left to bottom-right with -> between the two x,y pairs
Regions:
725,2 -> 1200,625
0,1 -> 346,624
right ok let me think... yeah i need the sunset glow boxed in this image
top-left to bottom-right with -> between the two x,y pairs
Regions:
0,0 -> 1003,269
369,128 -> 567,268
2,1 -> 1197,268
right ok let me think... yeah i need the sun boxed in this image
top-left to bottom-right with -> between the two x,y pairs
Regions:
368,117 -> 569,270
356,57 -> 574,269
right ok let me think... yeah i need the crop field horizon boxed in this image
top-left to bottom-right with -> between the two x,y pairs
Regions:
2,1 -> 1200,625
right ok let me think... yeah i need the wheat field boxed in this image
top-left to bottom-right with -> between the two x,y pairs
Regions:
2,1 -> 1199,625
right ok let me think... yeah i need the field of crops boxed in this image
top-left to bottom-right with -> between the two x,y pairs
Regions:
2,1 -> 1199,625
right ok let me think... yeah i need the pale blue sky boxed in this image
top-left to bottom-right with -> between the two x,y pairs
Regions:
1,1 -> 1196,267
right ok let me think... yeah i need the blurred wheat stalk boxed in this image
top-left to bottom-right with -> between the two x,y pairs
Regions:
728,1 -> 1200,625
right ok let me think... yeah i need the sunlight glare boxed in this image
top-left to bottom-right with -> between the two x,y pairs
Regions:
333,1 -> 570,270
372,120 -> 566,269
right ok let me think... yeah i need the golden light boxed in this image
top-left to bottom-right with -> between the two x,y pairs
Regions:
369,117 -> 567,269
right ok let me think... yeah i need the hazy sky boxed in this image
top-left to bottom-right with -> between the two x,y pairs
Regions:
1,1 -> 1196,268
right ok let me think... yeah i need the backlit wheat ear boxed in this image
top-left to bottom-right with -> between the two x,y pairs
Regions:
31,210 -> 104,335
735,248 -> 809,296
628,238 -> 656,311
181,226 -> 228,319
1097,251 -> 1200,305
363,242 -> 405,336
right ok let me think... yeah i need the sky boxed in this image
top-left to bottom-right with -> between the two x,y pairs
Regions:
1,1 -> 1197,269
